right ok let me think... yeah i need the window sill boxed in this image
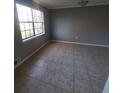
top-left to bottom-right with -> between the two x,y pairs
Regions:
22,33 -> 45,42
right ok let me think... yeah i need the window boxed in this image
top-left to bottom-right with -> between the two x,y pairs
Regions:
32,9 -> 45,35
16,3 -> 45,40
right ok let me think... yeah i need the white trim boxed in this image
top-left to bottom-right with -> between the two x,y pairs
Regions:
51,40 -> 109,48
14,40 -> 50,69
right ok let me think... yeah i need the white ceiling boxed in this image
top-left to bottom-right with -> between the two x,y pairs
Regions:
33,0 -> 109,9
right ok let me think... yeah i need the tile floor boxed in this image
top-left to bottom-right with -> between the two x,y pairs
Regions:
15,42 -> 109,93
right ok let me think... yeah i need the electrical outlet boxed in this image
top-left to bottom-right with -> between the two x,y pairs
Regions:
14,57 -> 21,65
14,60 -> 18,65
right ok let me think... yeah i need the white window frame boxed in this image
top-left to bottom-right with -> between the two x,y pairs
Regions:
16,3 -> 45,41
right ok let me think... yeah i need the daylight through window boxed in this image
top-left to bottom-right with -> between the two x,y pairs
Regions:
16,3 -> 45,40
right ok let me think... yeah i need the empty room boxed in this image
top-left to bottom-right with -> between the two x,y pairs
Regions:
14,0 -> 109,93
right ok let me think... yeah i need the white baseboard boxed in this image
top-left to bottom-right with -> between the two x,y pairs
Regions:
14,40 -> 50,69
51,40 -> 109,48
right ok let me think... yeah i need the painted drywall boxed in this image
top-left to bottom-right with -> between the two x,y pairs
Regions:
14,0 -> 50,61
50,5 -> 109,45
